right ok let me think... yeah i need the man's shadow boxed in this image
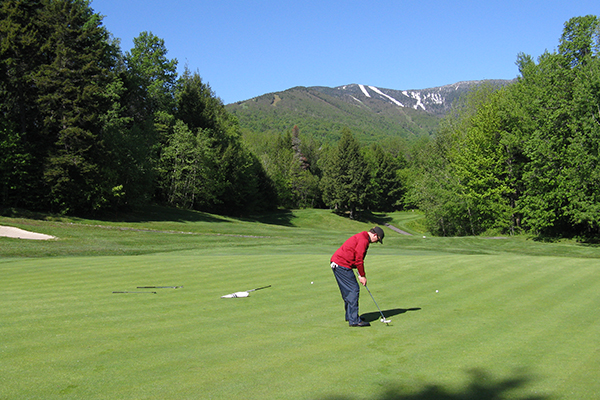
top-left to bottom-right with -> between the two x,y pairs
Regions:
360,308 -> 421,322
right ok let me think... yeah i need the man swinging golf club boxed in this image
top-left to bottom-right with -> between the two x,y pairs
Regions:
330,226 -> 384,327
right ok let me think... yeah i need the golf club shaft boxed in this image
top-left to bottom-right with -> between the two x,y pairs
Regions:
137,286 -> 182,289
113,291 -> 157,294
365,285 -> 387,321
247,285 -> 271,292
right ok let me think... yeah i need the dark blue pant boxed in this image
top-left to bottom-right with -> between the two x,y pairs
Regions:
332,263 -> 360,325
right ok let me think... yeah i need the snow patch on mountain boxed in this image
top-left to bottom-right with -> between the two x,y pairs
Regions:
358,84 -> 371,98
428,91 -> 444,104
368,86 -> 404,107
350,95 -> 363,104
409,92 -> 426,110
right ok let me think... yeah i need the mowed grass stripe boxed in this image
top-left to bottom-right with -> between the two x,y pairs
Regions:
371,254 -> 600,397
349,253 -> 599,394
3,228 -> 600,399
2,252 -> 340,399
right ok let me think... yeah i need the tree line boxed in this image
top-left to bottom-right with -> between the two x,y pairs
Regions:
407,15 -> 600,238
2,2 -> 600,239
0,0 -> 405,217
1,0 -> 275,215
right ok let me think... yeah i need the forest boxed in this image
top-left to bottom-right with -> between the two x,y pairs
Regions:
1,1 -> 599,238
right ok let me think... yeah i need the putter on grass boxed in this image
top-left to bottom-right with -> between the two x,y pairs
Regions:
221,285 -> 271,298
113,291 -> 157,294
137,286 -> 183,289
365,285 -> 391,324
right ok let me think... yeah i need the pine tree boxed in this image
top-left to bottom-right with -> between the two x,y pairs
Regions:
0,0 -> 47,208
320,129 -> 369,219
1,0 -> 122,213
34,0 -> 119,213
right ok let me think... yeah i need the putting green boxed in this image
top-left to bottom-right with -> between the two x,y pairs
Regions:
2,242 -> 600,399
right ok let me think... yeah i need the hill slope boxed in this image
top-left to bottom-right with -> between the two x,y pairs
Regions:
227,80 -> 513,143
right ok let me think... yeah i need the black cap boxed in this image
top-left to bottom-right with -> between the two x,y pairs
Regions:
371,226 -> 384,244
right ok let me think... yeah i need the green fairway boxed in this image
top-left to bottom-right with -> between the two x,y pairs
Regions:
1,208 -> 600,399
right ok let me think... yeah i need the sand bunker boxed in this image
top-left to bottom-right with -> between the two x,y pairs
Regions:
0,226 -> 55,240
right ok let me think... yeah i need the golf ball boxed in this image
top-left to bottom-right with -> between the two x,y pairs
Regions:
436,290 -> 439,293
311,282 -> 314,284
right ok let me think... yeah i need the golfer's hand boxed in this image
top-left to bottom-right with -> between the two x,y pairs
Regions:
359,276 -> 367,286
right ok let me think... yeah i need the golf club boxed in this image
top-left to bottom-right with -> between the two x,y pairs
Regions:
364,285 -> 391,324
247,285 -> 271,292
113,291 -> 157,294
137,286 -> 183,289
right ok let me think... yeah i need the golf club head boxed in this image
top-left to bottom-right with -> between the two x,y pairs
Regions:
380,317 -> 391,324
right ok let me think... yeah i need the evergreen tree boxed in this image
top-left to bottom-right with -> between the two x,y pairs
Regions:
320,129 -> 369,218
1,0 -> 123,213
100,76 -> 156,210
289,126 -> 320,208
35,0 -> 121,213
176,67 -> 225,136
1,0 -> 49,208
365,143 -> 405,212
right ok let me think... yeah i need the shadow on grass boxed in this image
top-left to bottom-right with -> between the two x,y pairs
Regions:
0,207 -> 51,221
360,308 -> 421,322
320,368 -> 550,400
108,205 -> 231,223
115,206 -> 298,226
240,209 -> 296,226
0,205 -> 232,224
349,211 -> 394,226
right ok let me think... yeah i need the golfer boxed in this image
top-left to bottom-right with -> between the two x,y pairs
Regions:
330,226 -> 384,327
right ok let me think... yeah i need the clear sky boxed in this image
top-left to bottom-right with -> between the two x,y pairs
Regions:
91,0 -> 600,104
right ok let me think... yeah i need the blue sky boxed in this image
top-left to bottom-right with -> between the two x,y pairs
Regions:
91,0 -> 599,104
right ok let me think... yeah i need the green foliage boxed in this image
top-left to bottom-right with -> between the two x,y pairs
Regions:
0,0 -> 123,214
3,4 -> 599,239
158,120 -> 214,209
100,79 -> 155,209
0,117 -> 32,206
124,31 -> 177,121
409,15 -> 600,238
243,126 -> 322,209
364,143 -> 407,211
512,19 -> 600,237
167,69 -> 277,214
175,67 -> 225,133
0,4 -> 277,216
320,129 -> 370,218
558,15 -> 600,66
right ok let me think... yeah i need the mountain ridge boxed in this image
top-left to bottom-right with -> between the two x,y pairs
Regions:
227,79 -> 514,143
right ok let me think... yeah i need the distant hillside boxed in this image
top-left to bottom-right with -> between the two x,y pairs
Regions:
226,80 -> 514,144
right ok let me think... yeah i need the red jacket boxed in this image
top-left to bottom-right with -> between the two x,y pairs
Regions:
331,231 -> 371,277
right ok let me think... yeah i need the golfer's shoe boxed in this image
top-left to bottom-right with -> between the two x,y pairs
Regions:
350,321 -> 371,327
346,317 -> 366,322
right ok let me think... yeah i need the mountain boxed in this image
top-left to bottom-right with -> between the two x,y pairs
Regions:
226,80 -> 514,144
